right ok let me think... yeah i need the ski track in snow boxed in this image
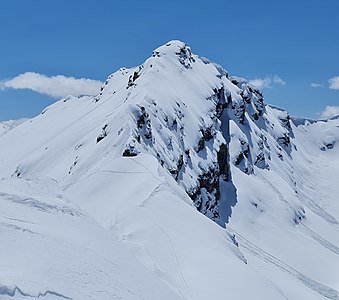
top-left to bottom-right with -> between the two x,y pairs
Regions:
135,181 -> 191,298
300,222 -> 339,256
227,227 -> 339,299
255,172 -> 294,211
297,189 -> 339,225
0,192 -> 80,217
149,217 -> 191,298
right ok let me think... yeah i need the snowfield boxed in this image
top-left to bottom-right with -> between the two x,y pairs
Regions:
0,119 -> 28,137
0,40 -> 338,299
0,177 -> 181,299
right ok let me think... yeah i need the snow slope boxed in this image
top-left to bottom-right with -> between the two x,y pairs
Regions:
0,177 -> 181,299
227,111 -> 339,299
0,119 -> 28,137
0,40 -> 338,299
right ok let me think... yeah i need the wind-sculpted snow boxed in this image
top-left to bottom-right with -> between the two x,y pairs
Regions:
0,40 -> 339,299
0,178 -> 181,299
65,154 -> 297,299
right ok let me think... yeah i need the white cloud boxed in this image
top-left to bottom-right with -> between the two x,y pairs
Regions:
249,75 -> 286,89
272,75 -> 286,86
311,83 -> 323,88
320,106 -> 339,118
0,72 -> 103,98
249,78 -> 271,89
329,76 -> 339,90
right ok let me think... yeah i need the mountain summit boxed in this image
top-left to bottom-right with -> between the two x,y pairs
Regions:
1,41 -> 339,299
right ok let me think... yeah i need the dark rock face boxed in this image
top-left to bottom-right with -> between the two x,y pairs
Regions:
175,44 -> 195,69
96,125 -> 108,143
197,127 -> 214,152
230,76 -> 265,124
321,140 -> 336,151
137,106 -> 152,140
125,83 -> 240,225
277,134 -> 291,147
114,55 -> 300,227
122,148 -> 138,157
277,133 -> 292,156
123,72 -> 280,225
189,166 -> 221,221
254,152 -> 269,170
232,102 -> 246,124
279,114 -> 292,131
254,138 -> 270,170
127,66 -> 143,89
169,154 -> 184,180
326,142 -> 335,149
217,144 -> 228,180
68,156 -> 79,174
293,208 -> 306,224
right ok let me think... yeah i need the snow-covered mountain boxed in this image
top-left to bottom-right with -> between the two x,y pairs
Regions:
0,119 -> 28,137
1,40 -> 339,299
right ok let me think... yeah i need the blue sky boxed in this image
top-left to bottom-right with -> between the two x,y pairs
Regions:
1,0 -> 339,120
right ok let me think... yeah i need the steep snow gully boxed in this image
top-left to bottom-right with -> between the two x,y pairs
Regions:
0,41 -> 339,299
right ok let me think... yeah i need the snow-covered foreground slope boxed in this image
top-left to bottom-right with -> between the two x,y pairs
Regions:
0,41 -> 339,299
0,178 -> 181,300
66,154 -> 295,299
